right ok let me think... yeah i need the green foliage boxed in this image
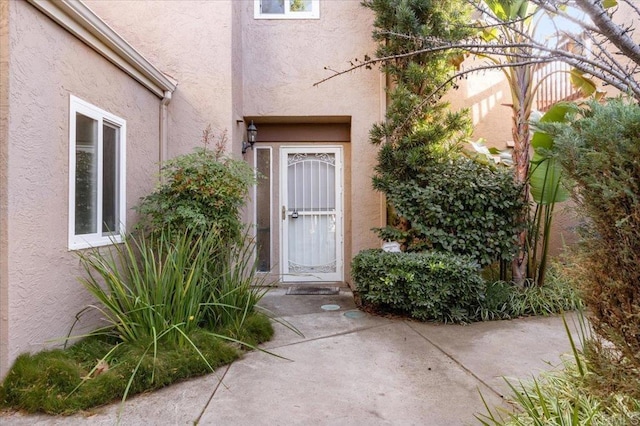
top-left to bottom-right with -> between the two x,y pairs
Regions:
353,250 -> 579,324
524,102 -> 573,287
135,147 -> 255,244
0,320 -> 272,415
78,228 -> 212,346
363,0 -> 475,243
77,227 -> 267,347
548,99 -> 640,376
376,158 -> 526,266
202,231 -> 269,334
480,268 -> 582,321
478,314 -> 640,425
1,226 -> 274,414
352,249 -> 486,323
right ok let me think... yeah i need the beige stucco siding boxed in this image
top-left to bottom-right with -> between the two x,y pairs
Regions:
0,0 -> 11,381
85,0 -> 239,156
1,0 -> 161,375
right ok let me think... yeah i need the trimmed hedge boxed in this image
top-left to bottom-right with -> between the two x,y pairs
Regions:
352,249 -> 485,323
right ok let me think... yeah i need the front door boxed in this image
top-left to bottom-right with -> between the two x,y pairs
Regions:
280,147 -> 343,282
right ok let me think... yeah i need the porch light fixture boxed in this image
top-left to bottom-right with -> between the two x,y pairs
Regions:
242,120 -> 258,154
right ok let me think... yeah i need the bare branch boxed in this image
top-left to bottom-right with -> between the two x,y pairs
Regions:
574,0 -> 640,67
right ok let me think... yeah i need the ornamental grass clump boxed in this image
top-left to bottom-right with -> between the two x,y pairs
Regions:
0,129 -> 275,415
77,227 -> 223,347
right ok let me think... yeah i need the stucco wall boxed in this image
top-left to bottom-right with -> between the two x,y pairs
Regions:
445,64 -> 513,149
85,0 -> 238,157
241,0 -> 384,277
2,0 -> 161,375
0,0 -> 11,378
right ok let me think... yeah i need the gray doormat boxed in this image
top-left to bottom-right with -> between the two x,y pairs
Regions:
286,286 -> 340,295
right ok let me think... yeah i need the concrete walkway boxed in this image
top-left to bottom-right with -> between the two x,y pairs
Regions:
1,289 -> 578,425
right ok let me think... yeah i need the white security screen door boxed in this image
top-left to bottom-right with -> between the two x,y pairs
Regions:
281,147 -> 343,282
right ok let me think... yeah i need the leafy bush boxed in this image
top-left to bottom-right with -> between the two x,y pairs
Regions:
352,249 -> 485,323
549,99 -> 640,374
135,146 -> 255,244
353,250 -> 580,324
375,158 -> 525,267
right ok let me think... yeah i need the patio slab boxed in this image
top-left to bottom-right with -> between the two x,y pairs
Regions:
0,289 -> 578,425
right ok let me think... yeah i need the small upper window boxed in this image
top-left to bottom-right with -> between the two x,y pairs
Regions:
69,96 -> 126,250
254,0 -> 319,19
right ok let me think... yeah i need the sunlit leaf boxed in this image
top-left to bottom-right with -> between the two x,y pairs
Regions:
483,0 -> 508,21
531,103 -> 571,150
570,68 -> 597,97
530,154 -> 569,204
480,27 -> 500,42
595,90 -> 607,101
603,0 -> 618,8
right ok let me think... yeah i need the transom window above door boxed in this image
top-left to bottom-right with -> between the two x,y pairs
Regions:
254,0 -> 319,19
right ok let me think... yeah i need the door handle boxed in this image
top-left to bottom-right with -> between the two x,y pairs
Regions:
282,205 -> 286,221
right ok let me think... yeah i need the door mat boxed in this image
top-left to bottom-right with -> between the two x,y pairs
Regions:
286,286 -> 340,295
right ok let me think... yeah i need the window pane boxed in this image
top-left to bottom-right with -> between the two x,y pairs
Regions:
75,113 -> 98,235
256,149 -> 271,272
290,0 -> 312,12
261,0 -> 284,13
102,123 -> 119,234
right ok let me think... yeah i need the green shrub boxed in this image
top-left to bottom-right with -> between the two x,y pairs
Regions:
550,99 -> 640,374
352,249 -> 485,323
375,158 -> 525,267
352,250 -> 580,324
135,146 -> 255,244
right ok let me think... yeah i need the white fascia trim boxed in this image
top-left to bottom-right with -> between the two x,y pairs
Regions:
27,0 -> 177,98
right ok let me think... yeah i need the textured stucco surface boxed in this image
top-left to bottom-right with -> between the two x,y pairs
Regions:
0,0 -> 11,378
85,0 -> 238,157
2,0 -> 161,376
87,1 -> 385,272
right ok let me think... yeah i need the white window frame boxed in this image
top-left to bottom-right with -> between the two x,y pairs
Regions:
68,95 -> 126,250
254,0 -> 320,19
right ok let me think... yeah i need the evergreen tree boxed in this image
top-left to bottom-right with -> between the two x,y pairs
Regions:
363,0 -> 474,245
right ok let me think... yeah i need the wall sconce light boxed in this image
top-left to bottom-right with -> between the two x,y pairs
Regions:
242,120 -> 258,154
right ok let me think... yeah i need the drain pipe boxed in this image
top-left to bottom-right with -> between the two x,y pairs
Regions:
159,90 -> 172,176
